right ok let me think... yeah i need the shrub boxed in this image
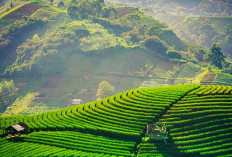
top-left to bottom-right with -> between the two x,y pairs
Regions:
144,37 -> 168,54
146,26 -> 163,36
166,49 -> 182,59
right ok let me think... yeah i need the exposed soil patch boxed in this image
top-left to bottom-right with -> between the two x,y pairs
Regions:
3,4 -> 43,20
200,73 -> 216,84
117,8 -> 135,18
0,2 -> 24,16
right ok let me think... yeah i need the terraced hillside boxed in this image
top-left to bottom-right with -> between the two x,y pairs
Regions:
138,85 -> 232,156
1,84 -> 232,156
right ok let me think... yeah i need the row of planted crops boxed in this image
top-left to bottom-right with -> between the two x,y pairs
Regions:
0,138 -> 109,157
0,84 -> 199,156
138,85 -> 232,157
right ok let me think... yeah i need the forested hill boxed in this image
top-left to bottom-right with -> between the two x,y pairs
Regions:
0,0 -> 232,115
106,0 -> 232,59
107,0 -> 232,16
0,0 -> 205,77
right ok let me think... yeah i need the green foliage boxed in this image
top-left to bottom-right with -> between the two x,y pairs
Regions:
0,19 -> 45,53
0,137 -> 106,156
146,26 -> 163,36
67,0 -> 105,19
113,0 -> 232,16
1,84 -> 232,156
129,33 -> 141,43
0,0 -> 205,79
93,18 -> 132,35
21,131 -> 135,156
0,80 -> 18,111
176,63 -> 202,78
4,30 -> 69,76
139,85 -> 232,157
223,64 -> 232,75
115,12 -> 166,31
208,44 -> 225,69
169,16 -> 232,58
146,26 -> 186,51
5,20 -> 124,75
0,84 -> 198,140
96,80 -> 114,100
144,37 -> 168,55
166,49 -> 181,59
217,34 -> 232,58
1,92 -> 37,116
214,73 -> 232,85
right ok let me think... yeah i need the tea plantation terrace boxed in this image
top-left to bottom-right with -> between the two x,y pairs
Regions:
0,84 -> 232,156
138,85 -> 232,156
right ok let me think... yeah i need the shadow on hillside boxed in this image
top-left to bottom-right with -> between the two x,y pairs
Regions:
154,136 -> 200,157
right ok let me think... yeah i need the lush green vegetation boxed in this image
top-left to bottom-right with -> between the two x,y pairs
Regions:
0,85 -> 197,137
108,0 -> 232,60
0,0 -> 220,113
213,73 -> 232,85
109,0 -> 232,16
0,0 -> 232,156
1,92 -> 38,116
1,0 -> 211,77
21,131 -> 136,156
1,84 -> 232,156
0,80 -> 18,112
0,137 -> 107,156
173,17 -> 232,58
138,85 -> 232,156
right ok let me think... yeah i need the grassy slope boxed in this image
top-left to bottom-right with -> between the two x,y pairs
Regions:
0,84 -> 232,156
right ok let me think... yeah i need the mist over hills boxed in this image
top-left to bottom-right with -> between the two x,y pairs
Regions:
0,0 -> 209,114
107,0 -> 232,16
107,0 -> 232,59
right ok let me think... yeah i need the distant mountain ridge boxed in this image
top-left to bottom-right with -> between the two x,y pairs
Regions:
106,0 -> 232,59
107,0 -> 232,16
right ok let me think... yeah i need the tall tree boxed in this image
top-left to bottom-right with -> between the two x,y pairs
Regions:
67,0 -> 105,19
209,44 -> 225,69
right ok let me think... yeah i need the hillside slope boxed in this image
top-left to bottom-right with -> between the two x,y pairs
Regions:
0,0 -> 213,115
107,0 -> 232,16
106,0 -> 232,59
172,16 -> 232,58
0,84 -> 232,156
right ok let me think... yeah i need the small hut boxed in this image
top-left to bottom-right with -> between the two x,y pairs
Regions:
146,124 -> 168,142
72,99 -> 83,105
5,122 -> 28,135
